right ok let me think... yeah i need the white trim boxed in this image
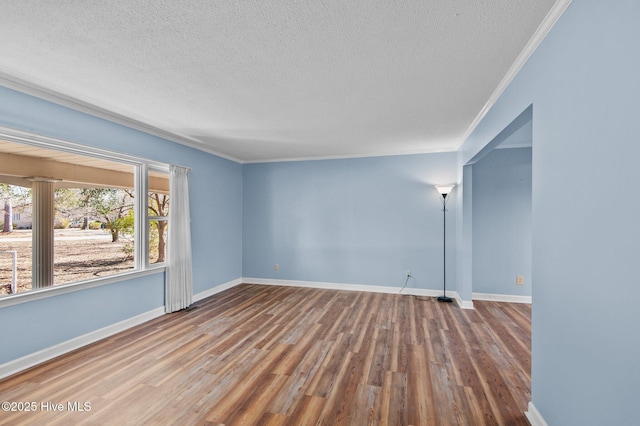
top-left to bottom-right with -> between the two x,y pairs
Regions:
193,278 -> 243,302
458,0 -> 573,148
0,268 -> 164,309
0,277 -> 243,379
242,148 -> 457,164
1,277 -> 477,380
0,76 -> 458,165
242,277 -> 474,309
472,292 -> 532,304
244,277 -> 407,294
525,401 -> 549,426
494,143 -> 532,150
138,163 -> 149,270
0,125 -> 169,169
0,124 -> 180,308
456,298 -> 475,310
0,306 -> 165,380
0,71 -> 242,164
0,3 -> 573,166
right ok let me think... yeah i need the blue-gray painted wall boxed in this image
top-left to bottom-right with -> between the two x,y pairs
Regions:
472,148 -> 532,296
243,154 -> 457,291
459,0 -> 640,423
0,86 -> 243,364
3,1 -> 640,422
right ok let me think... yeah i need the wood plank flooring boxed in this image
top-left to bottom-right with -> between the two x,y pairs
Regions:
0,284 -> 531,425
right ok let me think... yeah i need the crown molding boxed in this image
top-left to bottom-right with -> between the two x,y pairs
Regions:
0,70 -> 242,164
459,0 -> 573,147
243,147 -> 458,164
0,0 -> 572,166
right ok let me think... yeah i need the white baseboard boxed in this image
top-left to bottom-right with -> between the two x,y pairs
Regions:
243,277 -> 474,309
456,298 -> 475,310
0,306 -> 165,380
194,277 -> 243,302
472,292 -> 532,304
1,277 -> 471,380
525,401 -> 548,426
0,277 -> 244,380
244,277 -> 409,295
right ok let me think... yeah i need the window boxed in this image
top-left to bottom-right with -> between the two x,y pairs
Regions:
147,169 -> 170,265
0,131 -> 169,299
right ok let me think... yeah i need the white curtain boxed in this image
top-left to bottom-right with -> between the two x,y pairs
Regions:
165,165 -> 193,313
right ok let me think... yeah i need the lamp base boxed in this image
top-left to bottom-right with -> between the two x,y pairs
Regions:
437,296 -> 453,303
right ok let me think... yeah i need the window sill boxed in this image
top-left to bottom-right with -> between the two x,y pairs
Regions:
0,268 -> 166,309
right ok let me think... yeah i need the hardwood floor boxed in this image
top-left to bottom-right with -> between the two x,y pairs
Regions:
0,284 -> 531,425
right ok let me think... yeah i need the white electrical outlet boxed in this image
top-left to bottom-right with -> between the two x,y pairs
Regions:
516,275 -> 524,285
406,270 -> 411,277
274,264 -> 279,271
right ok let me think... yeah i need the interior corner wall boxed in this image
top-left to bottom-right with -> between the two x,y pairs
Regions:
455,163 -> 473,303
458,1 -> 640,424
472,148 -> 532,297
242,153 -> 458,291
0,85 -> 243,365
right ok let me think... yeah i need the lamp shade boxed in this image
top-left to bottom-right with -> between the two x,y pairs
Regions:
434,184 -> 455,196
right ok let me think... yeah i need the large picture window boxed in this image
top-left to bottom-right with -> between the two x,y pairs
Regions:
0,132 -> 169,299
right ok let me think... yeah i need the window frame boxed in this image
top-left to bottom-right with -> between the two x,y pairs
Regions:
0,126 -> 170,308
145,165 -> 170,268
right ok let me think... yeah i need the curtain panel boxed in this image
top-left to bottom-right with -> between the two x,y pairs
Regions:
165,165 -> 193,313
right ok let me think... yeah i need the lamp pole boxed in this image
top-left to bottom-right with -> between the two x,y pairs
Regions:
434,185 -> 454,303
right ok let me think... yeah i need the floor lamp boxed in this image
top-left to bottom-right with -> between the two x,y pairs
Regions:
434,184 -> 455,303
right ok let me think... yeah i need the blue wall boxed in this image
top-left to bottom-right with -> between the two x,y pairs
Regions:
243,154 -> 458,291
0,274 -> 164,363
5,1 -> 640,423
472,148 -> 532,297
0,86 -> 243,364
459,0 -> 640,424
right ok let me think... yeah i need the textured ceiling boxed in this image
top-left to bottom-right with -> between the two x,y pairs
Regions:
0,1 -> 557,163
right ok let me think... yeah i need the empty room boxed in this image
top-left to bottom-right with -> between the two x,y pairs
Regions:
0,1 -> 638,425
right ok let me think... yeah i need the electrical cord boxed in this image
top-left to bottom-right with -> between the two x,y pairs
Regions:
399,274 -> 410,294
399,275 -> 438,302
